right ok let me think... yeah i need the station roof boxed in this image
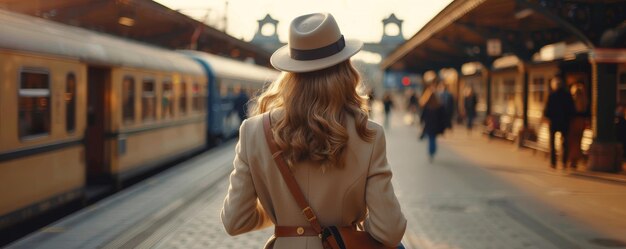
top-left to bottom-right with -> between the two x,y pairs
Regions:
0,0 -> 272,67
381,0 -> 626,73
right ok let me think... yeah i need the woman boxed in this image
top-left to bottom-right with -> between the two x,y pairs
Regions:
568,82 -> 588,169
419,86 -> 446,162
221,13 -> 406,249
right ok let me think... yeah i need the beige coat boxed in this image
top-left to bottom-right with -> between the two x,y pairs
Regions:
221,112 -> 407,249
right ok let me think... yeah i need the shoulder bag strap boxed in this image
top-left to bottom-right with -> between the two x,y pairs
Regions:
262,112 -> 324,235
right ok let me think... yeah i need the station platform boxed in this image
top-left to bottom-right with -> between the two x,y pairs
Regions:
6,107 -> 626,249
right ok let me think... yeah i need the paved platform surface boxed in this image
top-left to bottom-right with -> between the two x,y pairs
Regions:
7,107 -> 626,249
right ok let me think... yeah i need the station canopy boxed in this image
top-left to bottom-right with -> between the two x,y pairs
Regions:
0,0 -> 272,66
381,0 -> 626,74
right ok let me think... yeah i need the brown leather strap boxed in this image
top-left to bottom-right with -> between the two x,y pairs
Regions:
262,112 -> 324,235
275,226 -> 320,237
275,225 -> 357,237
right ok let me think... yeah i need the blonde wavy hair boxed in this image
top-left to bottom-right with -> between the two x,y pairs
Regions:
252,60 -> 375,169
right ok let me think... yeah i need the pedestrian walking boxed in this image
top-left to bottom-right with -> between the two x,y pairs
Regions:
419,87 -> 446,163
567,82 -> 588,169
221,13 -> 406,249
383,92 -> 394,128
463,86 -> 478,132
437,83 -> 455,131
544,77 -> 576,169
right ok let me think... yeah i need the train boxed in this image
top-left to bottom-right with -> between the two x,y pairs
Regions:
0,9 -> 278,230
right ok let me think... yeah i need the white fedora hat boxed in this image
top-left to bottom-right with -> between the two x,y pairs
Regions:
270,13 -> 363,73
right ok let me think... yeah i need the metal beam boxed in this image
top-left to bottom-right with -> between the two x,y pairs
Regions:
413,49 -> 457,64
516,0 -> 594,48
429,38 -> 467,55
423,48 -> 470,63
407,59 -> 464,75
454,21 -> 535,59
431,37 -> 483,58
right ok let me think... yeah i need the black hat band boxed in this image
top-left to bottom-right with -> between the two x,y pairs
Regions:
290,36 -> 345,61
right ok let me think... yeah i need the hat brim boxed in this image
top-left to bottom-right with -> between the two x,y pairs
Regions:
270,39 -> 363,73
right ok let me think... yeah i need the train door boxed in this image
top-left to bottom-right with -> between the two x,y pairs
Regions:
85,66 -> 111,185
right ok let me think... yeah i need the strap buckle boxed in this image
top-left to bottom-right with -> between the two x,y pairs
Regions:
302,206 -> 317,222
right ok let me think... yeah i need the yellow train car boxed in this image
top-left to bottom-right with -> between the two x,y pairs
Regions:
0,9 -> 205,229
101,67 -> 206,182
0,50 -> 87,229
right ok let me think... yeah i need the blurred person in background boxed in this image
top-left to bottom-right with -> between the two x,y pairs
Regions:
221,13 -> 406,249
419,86 -> 446,163
367,88 -> 375,117
567,82 -> 588,169
383,91 -> 394,128
437,83 -> 455,132
544,77 -> 576,169
463,86 -> 478,133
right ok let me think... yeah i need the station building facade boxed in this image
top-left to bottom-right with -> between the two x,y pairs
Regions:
382,0 -> 626,172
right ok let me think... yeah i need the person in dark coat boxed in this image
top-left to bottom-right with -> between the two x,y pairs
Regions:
407,91 -> 418,110
383,92 -> 394,128
437,83 -> 455,131
544,77 -> 576,168
406,89 -> 418,124
420,87 -> 446,162
567,82 -> 588,169
463,86 -> 478,132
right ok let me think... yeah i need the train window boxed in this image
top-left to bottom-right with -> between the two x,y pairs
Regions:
192,83 -> 203,111
162,80 -> 173,119
220,82 -> 228,97
201,84 -> 207,110
66,73 -> 76,133
142,79 -> 156,121
122,76 -> 135,124
19,70 -> 50,138
180,82 -> 187,115
228,86 -> 234,96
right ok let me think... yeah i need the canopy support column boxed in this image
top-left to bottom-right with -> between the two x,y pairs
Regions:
588,49 -> 623,172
